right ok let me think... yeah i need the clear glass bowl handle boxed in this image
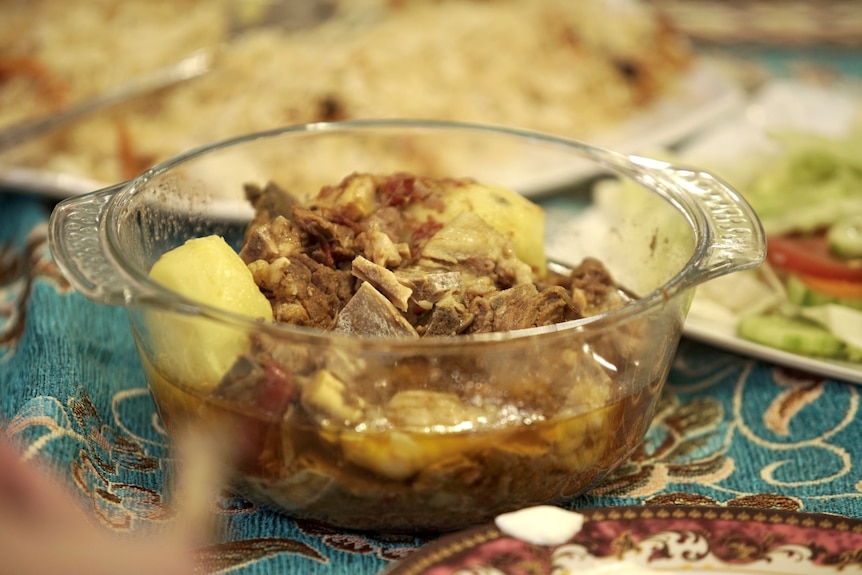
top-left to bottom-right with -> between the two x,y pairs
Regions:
48,184 -> 130,306
628,156 -> 767,286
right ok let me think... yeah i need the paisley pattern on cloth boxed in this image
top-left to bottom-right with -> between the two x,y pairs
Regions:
3,193 -> 862,574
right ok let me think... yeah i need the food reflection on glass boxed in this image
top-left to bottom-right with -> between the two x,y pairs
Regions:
143,173 -> 654,531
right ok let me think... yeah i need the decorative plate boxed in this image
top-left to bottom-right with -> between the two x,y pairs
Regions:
381,505 -> 862,574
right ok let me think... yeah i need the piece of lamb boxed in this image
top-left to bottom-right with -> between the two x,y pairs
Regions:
333,282 -> 419,338
468,282 -> 575,333
351,255 -> 413,312
419,211 -> 533,288
421,293 -> 474,336
244,181 -> 300,221
239,215 -> 303,263
393,268 -> 462,311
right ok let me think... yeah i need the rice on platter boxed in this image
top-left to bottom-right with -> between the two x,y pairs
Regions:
0,0 -> 693,185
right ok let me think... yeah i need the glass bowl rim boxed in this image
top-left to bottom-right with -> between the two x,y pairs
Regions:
104,118 -> 708,348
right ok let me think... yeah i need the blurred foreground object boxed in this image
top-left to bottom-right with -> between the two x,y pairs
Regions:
0,429 -> 222,575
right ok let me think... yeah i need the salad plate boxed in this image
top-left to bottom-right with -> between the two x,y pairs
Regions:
684,313 -> 862,385
381,505 -> 862,574
676,78 -> 862,385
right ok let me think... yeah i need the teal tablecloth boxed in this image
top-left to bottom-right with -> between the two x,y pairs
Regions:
3,190 -> 862,574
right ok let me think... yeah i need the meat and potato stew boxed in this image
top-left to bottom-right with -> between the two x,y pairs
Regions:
143,172 -> 666,531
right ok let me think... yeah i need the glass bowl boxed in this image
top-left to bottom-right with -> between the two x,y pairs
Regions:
48,120 -> 765,532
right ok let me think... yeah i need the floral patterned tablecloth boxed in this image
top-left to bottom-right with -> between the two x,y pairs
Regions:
3,189 -> 862,574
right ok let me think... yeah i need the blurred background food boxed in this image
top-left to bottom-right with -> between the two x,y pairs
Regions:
0,0 -> 693,185
650,0 -> 862,46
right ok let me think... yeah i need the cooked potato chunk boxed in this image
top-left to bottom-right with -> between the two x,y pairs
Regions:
405,181 -> 547,277
148,235 -> 273,390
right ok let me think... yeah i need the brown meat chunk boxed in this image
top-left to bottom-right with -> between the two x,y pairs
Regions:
251,253 -> 353,329
534,285 -> 578,326
333,282 -> 419,338
239,215 -> 302,263
569,256 -> 617,311
467,282 -> 575,333
245,181 -> 300,219
351,255 -> 413,312
420,294 -> 473,336
291,205 -> 361,266
394,268 -> 462,311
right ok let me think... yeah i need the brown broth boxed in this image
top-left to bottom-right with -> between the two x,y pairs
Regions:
142,352 -> 659,532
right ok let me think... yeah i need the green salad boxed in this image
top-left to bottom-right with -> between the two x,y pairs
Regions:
702,129 -> 862,363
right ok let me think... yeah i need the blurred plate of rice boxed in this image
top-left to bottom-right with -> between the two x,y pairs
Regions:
0,0 -> 744,199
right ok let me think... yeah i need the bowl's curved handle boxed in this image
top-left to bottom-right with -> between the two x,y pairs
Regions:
48,184 -> 130,306
668,166 -> 767,283
670,167 -> 766,283
624,155 -> 767,286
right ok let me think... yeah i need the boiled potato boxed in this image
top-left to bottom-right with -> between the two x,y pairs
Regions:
405,181 -> 547,277
148,235 -> 273,390
340,429 -> 478,481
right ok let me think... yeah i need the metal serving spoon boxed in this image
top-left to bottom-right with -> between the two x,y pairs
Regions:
0,50 -> 213,154
0,0 -> 334,154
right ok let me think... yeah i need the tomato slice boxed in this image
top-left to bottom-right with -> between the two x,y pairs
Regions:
767,232 -> 862,282
797,274 -> 862,300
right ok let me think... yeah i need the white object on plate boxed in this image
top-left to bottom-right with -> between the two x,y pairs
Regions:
681,78 -> 860,166
0,167 -> 105,198
382,505 -> 857,574
746,79 -> 859,137
494,505 -> 585,546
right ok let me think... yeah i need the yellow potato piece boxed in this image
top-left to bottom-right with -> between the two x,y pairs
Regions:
148,235 -> 273,391
406,181 -> 547,277
340,430 -> 476,481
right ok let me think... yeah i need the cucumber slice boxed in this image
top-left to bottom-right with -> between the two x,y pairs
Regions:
828,214 -> 862,259
785,275 -> 862,310
737,314 -> 846,358
799,304 -> 862,351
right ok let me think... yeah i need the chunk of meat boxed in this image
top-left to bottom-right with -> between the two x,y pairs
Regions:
313,172 -> 378,220
248,253 -> 353,329
394,268 -> 462,311
291,205 -> 361,266
214,355 -> 299,418
239,215 -> 303,263
569,256 -> 619,313
468,282 -> 575,333
355,227 -> 409,268
244,181 -> 301,232
333,282 -> 419,338
420,293 -> 473,336
351,255 -> 413,312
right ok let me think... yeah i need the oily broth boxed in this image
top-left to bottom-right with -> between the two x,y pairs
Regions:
142,349 -> 659,532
